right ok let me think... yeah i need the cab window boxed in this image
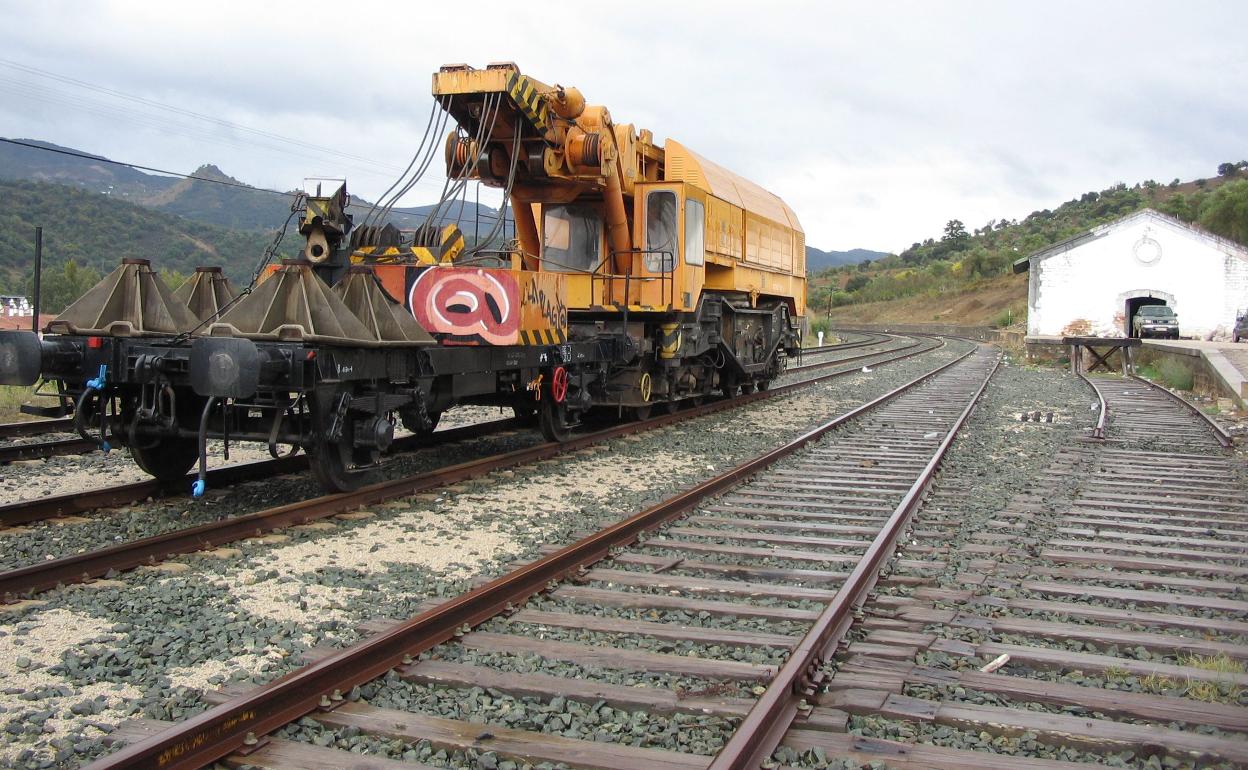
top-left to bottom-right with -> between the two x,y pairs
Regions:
685,198 -> 705,266
645,190 -> 677,272
543,203 -> 602,272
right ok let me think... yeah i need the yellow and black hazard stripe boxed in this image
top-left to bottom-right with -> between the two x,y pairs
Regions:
519,328 -> 567,345
506,72 -> 550,132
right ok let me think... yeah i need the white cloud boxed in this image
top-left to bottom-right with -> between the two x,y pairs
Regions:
0,0 -> 1244,251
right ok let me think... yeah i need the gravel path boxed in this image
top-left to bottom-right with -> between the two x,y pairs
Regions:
0,341 -> 969,769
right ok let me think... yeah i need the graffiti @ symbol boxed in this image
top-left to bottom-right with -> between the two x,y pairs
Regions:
408,267 -> 520,345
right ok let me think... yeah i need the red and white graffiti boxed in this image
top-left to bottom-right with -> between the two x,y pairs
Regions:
408,267 -> 520,345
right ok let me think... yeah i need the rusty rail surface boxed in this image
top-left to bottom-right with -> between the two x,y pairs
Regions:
0,417 -> 518,528
0,416 -> 74,439
0,334 -> 921,529
81,345 -> 983,770
0,335 -> 948,599
708,351 -> 1001,769
1078,371 -> 1111,439
1128,374 -> 1233,447
0,436 -> 96,463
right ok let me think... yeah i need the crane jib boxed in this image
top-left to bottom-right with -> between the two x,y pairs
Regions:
506,71 -> 550,132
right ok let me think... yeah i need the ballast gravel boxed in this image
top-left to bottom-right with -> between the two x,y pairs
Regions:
789,358 -> 1247,770
0,339 -> 972,768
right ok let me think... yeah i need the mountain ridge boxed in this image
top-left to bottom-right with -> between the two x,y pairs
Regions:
0,138 -> 881,264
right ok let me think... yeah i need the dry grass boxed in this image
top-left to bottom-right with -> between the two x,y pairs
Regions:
825,273 -> 1028,327
1139,653 -> 1244,702
0,385 -> 38,421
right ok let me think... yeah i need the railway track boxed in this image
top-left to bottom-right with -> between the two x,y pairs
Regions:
0,333 -> 950,600
774,371 -> 1245,768
88,345 -> 1002,769
0,436 -> 95,463
0,332 -> 930,528
0,334 -> 883,461
1083,373 -> 1233,448
0,417 -> 74,439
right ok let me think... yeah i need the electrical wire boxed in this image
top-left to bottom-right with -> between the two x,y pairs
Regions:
0,58 -> 404,175
368,98 -> 455,232
168,192 -> 305,344
0,137 -> 297,198
423,93 -> 501,240
464,121 -> 523,256
359,99 -> 441,230
0,135 -> 514,230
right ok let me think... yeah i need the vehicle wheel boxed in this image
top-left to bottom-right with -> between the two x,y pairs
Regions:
739,382 -> 757,395
756,379 -> 771,392
539,398 -> 573,442
628,405 -> 652,421
659,399 -> 679,415
130,436 -> 199,482
308,387 -> 378,493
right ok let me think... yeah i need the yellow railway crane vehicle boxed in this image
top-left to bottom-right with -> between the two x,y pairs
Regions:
429,62 -> 806,420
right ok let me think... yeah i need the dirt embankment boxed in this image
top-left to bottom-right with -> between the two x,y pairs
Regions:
826,272 -> 1028,327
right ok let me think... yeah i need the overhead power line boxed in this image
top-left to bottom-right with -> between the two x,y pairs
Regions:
0,57 -> 456,198
0,137 -> 297,197
0,57 -> 403,175
0,137 -> 515,228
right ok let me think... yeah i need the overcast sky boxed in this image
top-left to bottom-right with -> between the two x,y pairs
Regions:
0,0 -> 1244,252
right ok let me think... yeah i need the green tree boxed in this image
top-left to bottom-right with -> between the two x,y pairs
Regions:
943,219 -> 968,242
1198,179 -> 1248,244
28,259 -> 102,313
845,274 -> 871,293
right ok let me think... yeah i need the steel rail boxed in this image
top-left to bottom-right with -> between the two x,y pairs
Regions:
786,334 -> 922,375
0,418 -> 520,527
0,335 -> 949,599
0,436 -> 96,462
708,349 -> 1002,770
0,417 -> 74,439
1078,371 -> 1111,439
81,344 -> 981,770
1127,373 -> 1234,447
0,334 -> 928,528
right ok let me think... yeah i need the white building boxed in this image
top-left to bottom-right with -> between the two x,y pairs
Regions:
1014,209 -> 1248,340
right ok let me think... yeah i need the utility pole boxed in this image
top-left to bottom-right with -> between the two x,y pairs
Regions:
32,226 -> 43,334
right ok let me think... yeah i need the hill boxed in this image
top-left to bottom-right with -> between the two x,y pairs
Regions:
2,139 -> 870,260
0,179 -> 281,302
0,138 -> 510,236
811,163 -> 1248,329
0,138 -> 177,198
805,246 -> 887,272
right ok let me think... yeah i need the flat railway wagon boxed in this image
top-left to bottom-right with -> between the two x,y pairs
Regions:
0,61 -> 805,493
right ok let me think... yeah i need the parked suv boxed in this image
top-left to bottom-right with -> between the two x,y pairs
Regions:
1234,313 -> 1248,343
1132,306 -> 1180,339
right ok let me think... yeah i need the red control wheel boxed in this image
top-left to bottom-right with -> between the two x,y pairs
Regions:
550,366 -> 569,403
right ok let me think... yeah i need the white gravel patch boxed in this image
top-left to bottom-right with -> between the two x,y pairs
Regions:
0,609 -> 140,765
222,449 -> 689,623
164,652 -> 287,692
0,441 -> 275,507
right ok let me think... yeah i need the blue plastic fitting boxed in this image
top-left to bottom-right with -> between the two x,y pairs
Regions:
191,479 -> 206,498
85,364 -> 108,391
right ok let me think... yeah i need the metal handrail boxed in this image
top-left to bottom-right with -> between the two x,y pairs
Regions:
592,248 -> 674,310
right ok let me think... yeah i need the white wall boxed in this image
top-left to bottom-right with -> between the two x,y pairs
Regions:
1028,213 -> 1248,340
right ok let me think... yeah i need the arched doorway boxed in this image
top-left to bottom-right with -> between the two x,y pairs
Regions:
1117,289 -> 1176,337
